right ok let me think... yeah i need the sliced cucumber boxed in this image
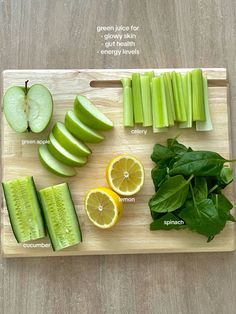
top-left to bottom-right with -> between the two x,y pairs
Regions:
39,183 -> 82,251
2,176 -> 46,243
52,122 -> 91,156
39,145 -> 76,177
65,110 -> 104,143
48,133 -> 88,167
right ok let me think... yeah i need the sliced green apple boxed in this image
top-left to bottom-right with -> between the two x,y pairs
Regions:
52,122 -> 91,157
48,133 -> 87,167
74,95 -> 113,130
64,110 -> 104,143
39,145 -> 76,177
3,82 -> 53,133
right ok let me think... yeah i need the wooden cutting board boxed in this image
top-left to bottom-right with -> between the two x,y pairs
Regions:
1,68 -> 235,257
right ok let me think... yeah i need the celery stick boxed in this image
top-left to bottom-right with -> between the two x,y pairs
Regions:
164,72 -> 176,122
132,73 -> 143,123
153,127 -> 168,133
192,69 -> 206,121
140,75 -> 152,126
144,71 -> 155,86
121,78 -> 134,127
162,74 -> 174,126
196,76 -> 213,131
176,72 -> 187,122
121,77 -> 131,88
152,76 -> 168,129
179,72 -> 192,128
172,72 -> 186,122
160,74 -> 170,126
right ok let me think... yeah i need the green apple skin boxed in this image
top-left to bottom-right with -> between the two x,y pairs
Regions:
48,133 -> 88,167
39,145 -> 76,177
64,110 -> 104,143
74,95 -> 113,131
3,83 -> 53,133
52,122 -> 91,157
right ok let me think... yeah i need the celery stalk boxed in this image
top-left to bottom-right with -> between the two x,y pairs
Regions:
172,72 -> 186,122
179,72 -> 192,128
196,76 -> 213,131
121,78 -> 134,127
144,71 -> 155,86
165,72 -> 176,120
152,76 -> 168,129
132,73 -> 143,123
140,75 -> 152,126
192,69 -> 206,121
162,74 -> 174,126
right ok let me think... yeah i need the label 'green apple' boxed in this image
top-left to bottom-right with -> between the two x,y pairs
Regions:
3,81 -> 53,133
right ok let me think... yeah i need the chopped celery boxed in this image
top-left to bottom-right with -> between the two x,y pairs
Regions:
132,73 -> 143,123
140,75 -> 152,126
144,71 -> 155,86
196,76 -> 213,131
162,74 -> 174,126
172,72 -> 187,122
152,76 -> 168,129
179,72 -> 192,128
164,72 -> 176,121
192,69 -> 206,121
121,78 -> 134,127
121,77 -> 131,87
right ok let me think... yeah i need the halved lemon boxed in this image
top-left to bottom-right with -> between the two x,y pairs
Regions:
85,187 -> 123,229
106,155 -> 145,196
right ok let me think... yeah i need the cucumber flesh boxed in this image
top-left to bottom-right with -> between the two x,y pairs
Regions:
39,183 -> 82,251
2,176 -> 46,243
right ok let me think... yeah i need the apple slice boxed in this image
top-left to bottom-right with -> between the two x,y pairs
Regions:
74,95 -> 113,130
48,133 -> 87,167
39,145 -> 76,177
65,110 -> 104,143
52,122 -> 91,157
3,82 -> 53,133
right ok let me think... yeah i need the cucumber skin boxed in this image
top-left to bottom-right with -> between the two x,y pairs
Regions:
39,183 -> 82,251
2,176 -> 46,243
2,183 -> 20,242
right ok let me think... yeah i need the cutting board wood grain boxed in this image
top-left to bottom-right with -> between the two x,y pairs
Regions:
1,68 -> 235,257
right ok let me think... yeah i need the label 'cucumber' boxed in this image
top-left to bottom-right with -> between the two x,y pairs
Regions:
2,176 -> 46,243
39,183 -> 82,251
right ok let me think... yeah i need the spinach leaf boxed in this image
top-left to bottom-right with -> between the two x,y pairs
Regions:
150,213 -> 186,230
149,175 -> 190,213
151,144 -> 175,163
193,177 -> 208,202
151,166 -> 167,191
169,151 -> 226,177
179,198 -> 225,241
167,138 -> 188,156
210,193 -> 235,222
217,167 -> 233,188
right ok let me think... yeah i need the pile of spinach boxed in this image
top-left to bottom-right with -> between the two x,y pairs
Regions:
149,138 -> 235,242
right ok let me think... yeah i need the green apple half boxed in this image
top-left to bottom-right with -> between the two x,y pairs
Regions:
52,122 -> 91,157
74,95 -> 113,130
65,110 -> 104,143
39,145 -> 76,177
3,82 -> 53,133
48,133 -> 87,167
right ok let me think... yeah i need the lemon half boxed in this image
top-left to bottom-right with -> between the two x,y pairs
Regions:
106,155 -> 145,196
85,187 -> 122,229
